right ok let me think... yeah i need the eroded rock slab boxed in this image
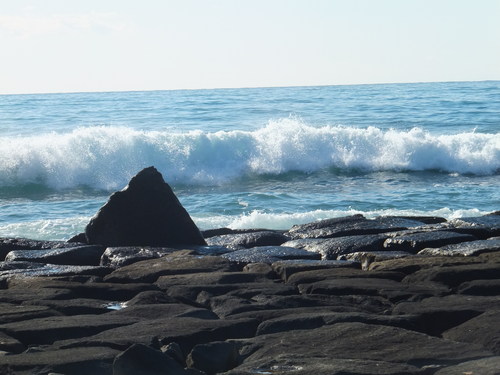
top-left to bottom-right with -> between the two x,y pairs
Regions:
113,343 -> 190,375
187,341 -> 240,374
442,310 -> 500,355
0,313 -> 138,346
100,246 -> 180,268
433,357 -> 500,375
418,239 -> 500,257
0,261 -> 110,282
0,330 -> 25,353
392,294 -> 500,335
368,255 -> 483,274
0,302 -> 63,324
155,271 -> 276,289
8,277 -> 157,301
283,234 -> 387,259
271,259 -> 360,281
104,251 -> 237,283
221,246 -> 320,264
403,262 -> 500,288
451,215 -> 500,239
458,279 -> 500,295
299,277 -> 449,302
5,245 -> 105,266
287,215 -> 426,240
340,250 -> 413,270
229,322 -> 492,372
0,238 -> 78,261
225,359 -> 428,375
286,267 -> 406,285
206,231 -> 289,249
57,317 -> 259,355
0,346 -> 120,375
384,231 -> 476,253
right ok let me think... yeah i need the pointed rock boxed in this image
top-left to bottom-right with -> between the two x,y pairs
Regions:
85,167 -> 206,247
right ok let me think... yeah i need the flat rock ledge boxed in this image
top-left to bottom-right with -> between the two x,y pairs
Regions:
1,212 -> 500,375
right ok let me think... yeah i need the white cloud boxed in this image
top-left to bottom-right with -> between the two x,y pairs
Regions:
0,12 -> 128,38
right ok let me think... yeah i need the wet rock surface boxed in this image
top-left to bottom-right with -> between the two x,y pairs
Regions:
1,180 -> 499,375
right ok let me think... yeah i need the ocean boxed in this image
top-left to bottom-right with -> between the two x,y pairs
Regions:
0,81 -> 499,241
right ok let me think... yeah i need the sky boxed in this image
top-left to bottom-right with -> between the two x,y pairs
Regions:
0,0 -> 499,94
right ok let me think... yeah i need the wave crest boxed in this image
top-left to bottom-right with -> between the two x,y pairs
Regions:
0,119 -> 498,190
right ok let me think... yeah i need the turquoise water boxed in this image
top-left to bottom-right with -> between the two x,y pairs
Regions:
0,81 -> 499,240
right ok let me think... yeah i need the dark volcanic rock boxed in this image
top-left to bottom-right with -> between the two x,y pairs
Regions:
100,246 -> 180,268
0,238 -> 76,261
255,311 -> 421,336
340,250 -> 413,270
384,231 -> 476,253
85,166 -> 206,247
5,245 -> 105,266
0,261 -> 110,282
7,277 -> 157,301
224,358 -> 427,375
221,246 -> 320,264
434,357 -> 500,375
0,302 -> 63,324
287,215 -> 425,239
113,343 -> 189,375
202,227 -> 269,238
442,310 -> 500,355
25,298 -> 114,315
0,330 -> 25,353
298,277 -> 448,302
155,271 -> 276,289
227,323 -> 492,373
104,252 -> 237,283
0,346 -> 120,375
451,215 -> 500,238
108,303 -> 218,321
288,214 -> 367,233
392,294 -> 500,335
205,231 -> 289,249
457,279 -> 500,295
2,212 -> 500,374
271,259 -> 360,281
381,215 -> 447,224
368,255 -> 484,274
187,341 -> 240,374
418,239 -> 500,257
125,290 -> 178,305
286,267 -> 406,285
0,313 -> 137,345
0,284 -> 74,304
57,317 -> 259,355
283,234 -> 387,259
166,282 -> 297,311
403,262 -> 500,288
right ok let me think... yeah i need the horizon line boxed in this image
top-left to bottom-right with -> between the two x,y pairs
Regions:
1,79 -> 498,96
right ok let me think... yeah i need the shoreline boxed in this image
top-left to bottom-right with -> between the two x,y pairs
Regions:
1,211 -> 500,374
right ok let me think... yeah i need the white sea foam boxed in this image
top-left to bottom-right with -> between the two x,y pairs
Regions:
0,216 -> 90,241
0,207 -> 490,240
0,119 -> 498,190
194,207 -> 490,231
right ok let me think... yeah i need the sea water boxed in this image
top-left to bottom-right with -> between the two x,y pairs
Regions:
0,81 -> 499,240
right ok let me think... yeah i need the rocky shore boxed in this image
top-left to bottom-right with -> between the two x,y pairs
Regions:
1,167 -> 499,375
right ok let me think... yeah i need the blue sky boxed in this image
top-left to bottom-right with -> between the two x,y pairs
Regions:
1,0 -> 499,94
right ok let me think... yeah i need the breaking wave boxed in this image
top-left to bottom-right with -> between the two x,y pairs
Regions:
0,118 -> 498,190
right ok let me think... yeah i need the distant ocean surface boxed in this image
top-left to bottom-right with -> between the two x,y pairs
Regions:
0,81 -> 499,240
